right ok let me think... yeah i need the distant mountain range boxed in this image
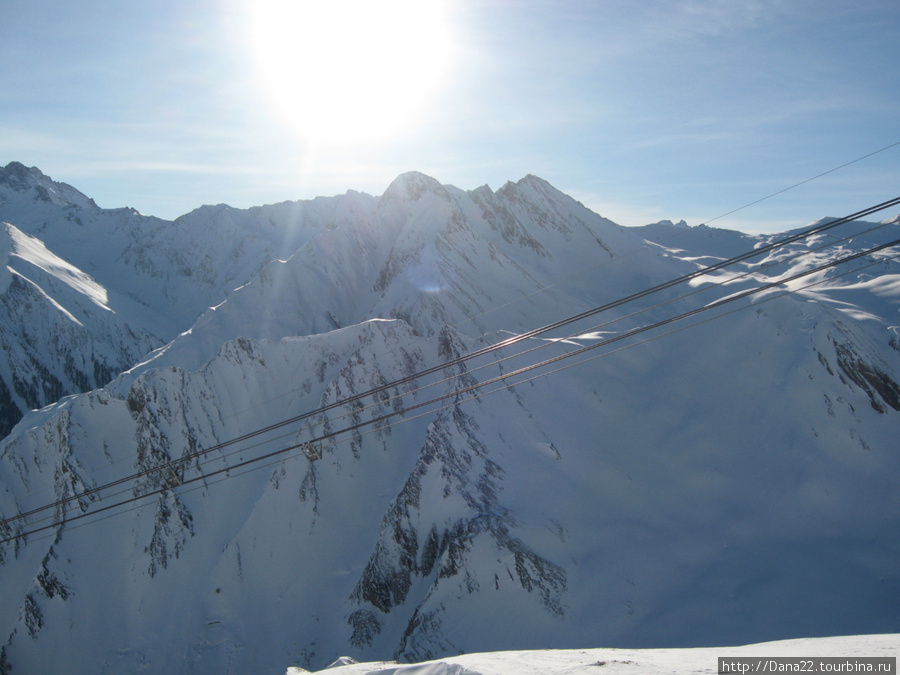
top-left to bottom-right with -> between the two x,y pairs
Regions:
0,161 -> 898,673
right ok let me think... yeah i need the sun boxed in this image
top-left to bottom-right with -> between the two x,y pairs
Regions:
245,0 -> 455,146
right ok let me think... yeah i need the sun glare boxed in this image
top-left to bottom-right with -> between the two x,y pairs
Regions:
246,0 -> 454,145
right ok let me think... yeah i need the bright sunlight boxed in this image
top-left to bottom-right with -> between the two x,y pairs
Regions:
246,0 -> 455,146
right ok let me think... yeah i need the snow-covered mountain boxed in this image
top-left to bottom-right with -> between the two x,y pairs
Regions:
0,164 -> 898,674
0,161 -> 378,439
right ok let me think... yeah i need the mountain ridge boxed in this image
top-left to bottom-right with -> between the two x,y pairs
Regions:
0,163 -> 898,673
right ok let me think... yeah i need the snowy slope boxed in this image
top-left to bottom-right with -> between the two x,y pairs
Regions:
290,634 -> 900,674
0,168 -> 898,674
0,222 -> 161,438
632,219 -> 762,265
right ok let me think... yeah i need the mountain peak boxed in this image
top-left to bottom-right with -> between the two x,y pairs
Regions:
517,173 -> 554,189
381,171 -> 448,204
1,161 -> 49,190
496,174 -> 564,203
651,219 -> 689,229
0,161 -> 98,210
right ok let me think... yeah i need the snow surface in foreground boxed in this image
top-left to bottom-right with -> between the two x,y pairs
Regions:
289,634 -> 899,674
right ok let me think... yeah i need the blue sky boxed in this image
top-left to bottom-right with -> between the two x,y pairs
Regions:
1,0 -> 898,233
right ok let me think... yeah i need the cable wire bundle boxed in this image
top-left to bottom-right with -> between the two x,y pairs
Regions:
2,196 -> 899,547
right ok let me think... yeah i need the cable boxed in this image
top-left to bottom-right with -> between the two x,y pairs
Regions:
187,139 -> 894,433
20,244 -> 900,549
702,141 -> 900,225
219,225 -> 658,424
5,142 -> 898,515
4,228 -> 898,546
4,196 -> 899,534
